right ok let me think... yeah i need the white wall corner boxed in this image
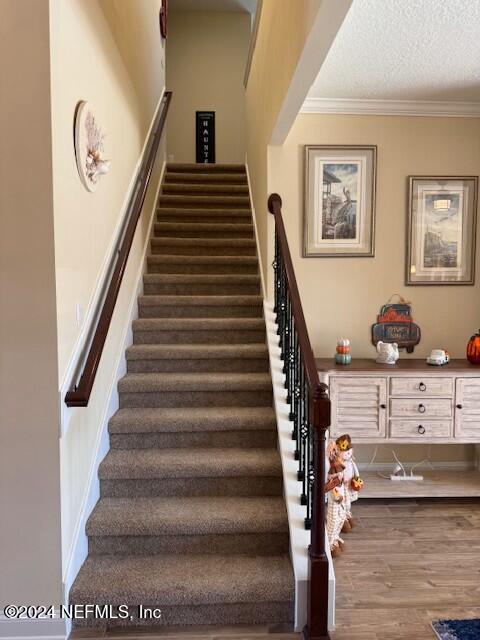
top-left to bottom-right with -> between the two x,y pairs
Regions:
264,300 -> 335,632
0,616 -> 67,640
61,158 -> 166,608
245,158 -> 266,299
270,0 -> 353,145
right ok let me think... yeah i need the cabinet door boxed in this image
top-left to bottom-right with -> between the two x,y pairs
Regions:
330,377 -> 387,439
455,378 -> 480,439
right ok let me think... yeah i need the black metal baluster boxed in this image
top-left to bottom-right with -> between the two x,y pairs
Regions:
305,421 -> 315,530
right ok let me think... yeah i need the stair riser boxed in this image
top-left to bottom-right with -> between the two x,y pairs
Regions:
157,213 -> 251,224
72,601 -> 293,628
151,242 -> 256,256
159,197 -> 250,209
162,185 -> 249,195
100,476 -> 283,498
153,225 -> 254,238
147,261 -> 258,275
109,429 -> 277,449
138,304 -> 263,318
88,532 -> 289,556
133,329 -> 266,344
165,175 -> 248,185
143,282 -> 260,295
119,389 -> 273,409
126,358 -> 269,374
167,164 -> 246,173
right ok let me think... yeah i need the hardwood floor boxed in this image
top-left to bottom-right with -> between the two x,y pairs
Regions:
331,497 -> 480,640
70,498 -> 480,640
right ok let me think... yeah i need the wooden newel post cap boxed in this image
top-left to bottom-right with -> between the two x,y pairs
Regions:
268,193 -> 282,214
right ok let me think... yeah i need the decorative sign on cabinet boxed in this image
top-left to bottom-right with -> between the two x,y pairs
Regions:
316,359 -> 480,444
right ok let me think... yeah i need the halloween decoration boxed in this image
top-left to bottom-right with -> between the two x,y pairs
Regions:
335,337 -> 352,365
336,434 -> 363,533
376,341 -> 399,365
325,434 -> 364,558
74,102 -> 110,192
467,330 -> 480,364
427,349 -> 450,366
325,441 -> 347,558
372,294 -> 421,353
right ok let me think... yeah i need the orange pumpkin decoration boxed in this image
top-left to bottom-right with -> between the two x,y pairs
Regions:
351,476 -> 364,491
467,330 -> 480,365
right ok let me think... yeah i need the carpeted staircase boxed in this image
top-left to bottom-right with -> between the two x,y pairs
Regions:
70,163 -> 295,628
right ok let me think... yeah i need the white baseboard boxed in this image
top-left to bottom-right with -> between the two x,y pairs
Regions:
245,160 -> 266,299
264,301 -> 335,632
61,160 -> 166,620
59,89 -> 166,438
0,616 -> 66,640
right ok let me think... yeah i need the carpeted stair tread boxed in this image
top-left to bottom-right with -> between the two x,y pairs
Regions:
159,195 -> 250,208
154,221 -> 254,236
86,496 -> 288,537
133,317 -> 265,330
162,183 -> 249,195
99,447 -> 282,480
118,372 -> 271,393
109,406 -> 276,434
165,172 -> 248,184
126,344 -> 268,361
150,237 -> 256,258
70,553 -> 293,607
157,207 -> 251,219
167,163 -> 246,173
147,254 -> 258,274
143,273 -> 260,285
139,293 -> 262,306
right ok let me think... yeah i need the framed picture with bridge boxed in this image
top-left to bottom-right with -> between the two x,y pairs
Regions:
303,144 -> 377,257
406,175 -> 478,285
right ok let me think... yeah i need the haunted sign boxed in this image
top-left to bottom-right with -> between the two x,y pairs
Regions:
196,111 -> 215,164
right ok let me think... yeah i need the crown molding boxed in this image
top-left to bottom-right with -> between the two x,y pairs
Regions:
301,97 -> 480,117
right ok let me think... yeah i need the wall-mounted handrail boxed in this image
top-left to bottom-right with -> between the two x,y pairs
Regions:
65,91 -> 172,407
268,193 -> 331,640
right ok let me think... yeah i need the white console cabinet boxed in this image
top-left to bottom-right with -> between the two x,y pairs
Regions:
316,359 -> 480,444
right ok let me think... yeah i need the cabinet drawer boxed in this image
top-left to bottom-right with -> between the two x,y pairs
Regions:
390,377 -> 453,397
390,398 -> 452,418
390,420 -> 452,439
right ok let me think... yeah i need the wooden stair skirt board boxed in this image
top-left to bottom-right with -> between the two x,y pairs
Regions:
69,164 -> 295,629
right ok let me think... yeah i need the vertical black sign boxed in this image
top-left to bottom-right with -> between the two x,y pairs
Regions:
196,111 -> 215,164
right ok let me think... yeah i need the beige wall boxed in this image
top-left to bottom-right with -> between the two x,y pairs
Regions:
0,0 -> 63,606
49,0 -> 166,575
246,0 -> 321,284
50,0 -> 165,383
270,113 -> 480,465
166,11 -> 250,163
100,0 -> 165,135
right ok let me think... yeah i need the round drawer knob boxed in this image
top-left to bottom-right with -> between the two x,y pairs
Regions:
418,425 -> 426,435
456,404 -> 463,409
418,403 -> 426,413
380,403 -> 387,409
419,382 -> 426,391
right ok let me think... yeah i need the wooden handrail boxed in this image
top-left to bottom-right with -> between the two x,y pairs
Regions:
268,193 -> 331,640
65,91 -> 172,407
268,194 -> 320,393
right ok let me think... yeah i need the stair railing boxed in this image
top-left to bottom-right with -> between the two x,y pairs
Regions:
268,193 -> 331,640
65,91 -> 172,407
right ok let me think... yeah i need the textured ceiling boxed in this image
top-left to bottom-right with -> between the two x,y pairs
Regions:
170,0 -> 256,12
308,0 -> 480,102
